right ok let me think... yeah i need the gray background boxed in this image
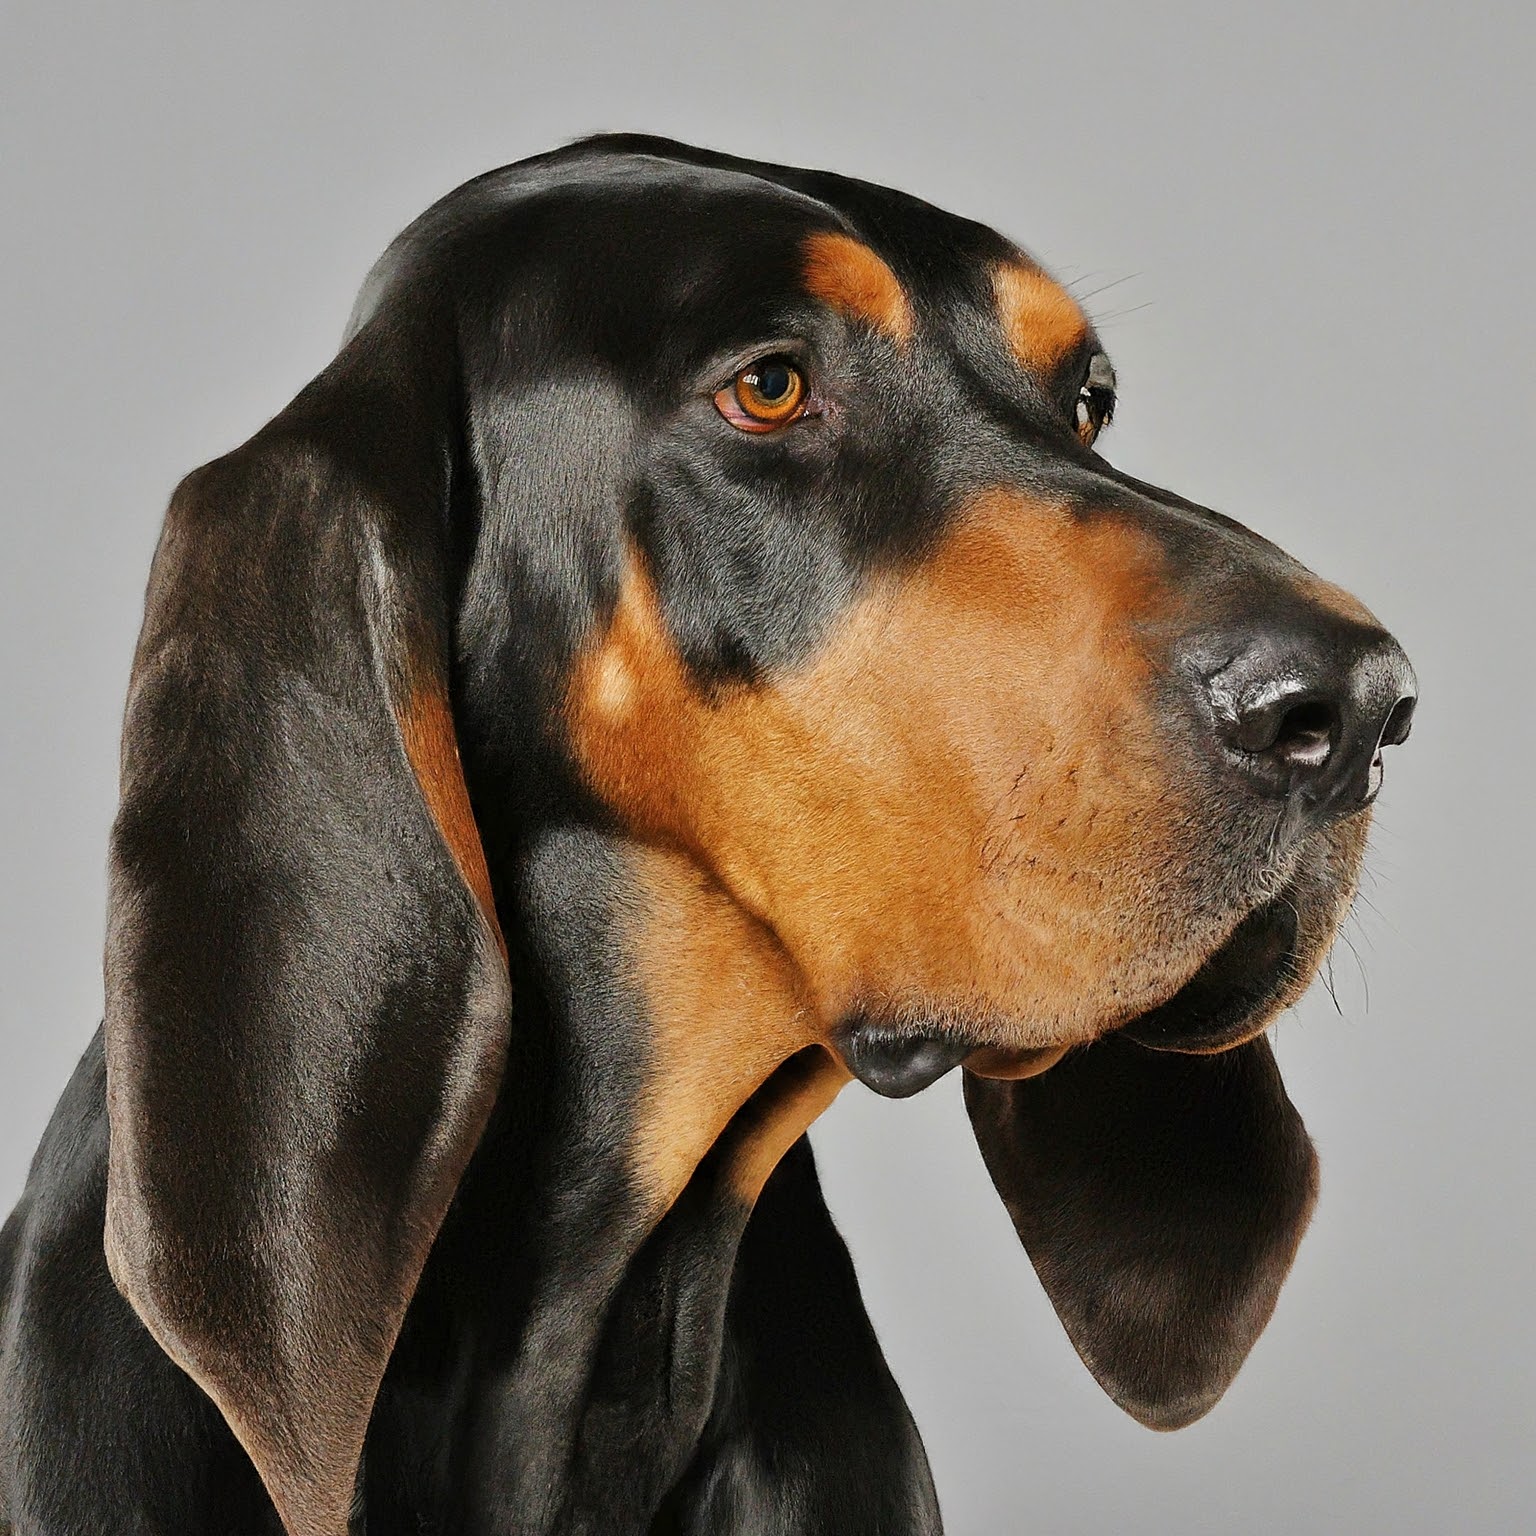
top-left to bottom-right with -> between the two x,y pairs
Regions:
2,3 -> 1530,1531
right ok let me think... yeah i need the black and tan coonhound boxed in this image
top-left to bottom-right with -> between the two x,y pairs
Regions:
0,135 -> 1416,1535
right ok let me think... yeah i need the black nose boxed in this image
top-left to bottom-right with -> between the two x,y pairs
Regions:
1189,618 -> 1416,825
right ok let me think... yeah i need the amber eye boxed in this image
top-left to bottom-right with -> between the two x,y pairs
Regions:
1074,351 -> 1117,447
1074,385 -> 1115,446
715,356 -> 808,431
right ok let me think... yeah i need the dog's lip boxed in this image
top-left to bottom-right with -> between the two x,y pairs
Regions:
962,892 -> 1301,1078
962,1042 -> 1071,1080
1115,893 -> 1299,1054
842,890 -> 1302,1093
835,1027 -> 974,1098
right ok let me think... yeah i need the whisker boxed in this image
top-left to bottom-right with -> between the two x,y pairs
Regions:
1343,913 -> 1379,955
1090,301 -> 1155,325
1338,925 -> 1372,1013
1349,886 -> 1399,937
1073,273 -> 1140,304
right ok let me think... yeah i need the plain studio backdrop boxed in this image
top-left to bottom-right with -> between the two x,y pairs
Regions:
2,4 -> 1530,1532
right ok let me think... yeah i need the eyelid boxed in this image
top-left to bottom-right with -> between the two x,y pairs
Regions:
710,338 -> 813,395
1086,351 -> 1117,393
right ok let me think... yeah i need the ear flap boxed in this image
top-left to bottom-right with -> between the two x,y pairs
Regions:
103,331 -> 510,1536
963,1035 -> 1318,1431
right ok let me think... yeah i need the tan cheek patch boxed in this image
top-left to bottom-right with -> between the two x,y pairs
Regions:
623,845 -> 835,1211
562,551 -> 704,857
993,260 -> 1090,373
805,496 -> 1187,1027
567,494 -> 1186,1059
723,1047 -> 849,1205
397,682 -> 506,956
803,230 -> 914,342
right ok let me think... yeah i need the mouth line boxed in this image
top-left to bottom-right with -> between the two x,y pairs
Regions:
836,884 -> 1307,1097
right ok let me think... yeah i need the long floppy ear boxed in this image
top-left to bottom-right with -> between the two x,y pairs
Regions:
963,1035 -> 1317,1431
103,323 -> 510,1536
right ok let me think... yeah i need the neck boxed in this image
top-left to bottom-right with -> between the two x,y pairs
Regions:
414,819 -> 847,1530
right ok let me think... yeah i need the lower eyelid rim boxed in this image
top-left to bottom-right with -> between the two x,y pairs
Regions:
713,384 -> 795,431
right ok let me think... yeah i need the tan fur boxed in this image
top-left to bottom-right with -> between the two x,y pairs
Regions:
803,231 -> 915,342
1295,571 -> 1381,629
624,845 -> 840,1208
725,1049 -> 851,1204
397,682 -> 506,957
963,1043 -> 1070,1080
993,261 -> 1090,372
567,490 -> 1239,1091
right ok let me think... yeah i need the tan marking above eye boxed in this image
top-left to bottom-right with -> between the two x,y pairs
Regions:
802,230 -> 914,342
993,260 -> 1091,373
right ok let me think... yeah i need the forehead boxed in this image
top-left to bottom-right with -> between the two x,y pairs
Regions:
801,227 -> 1091,375
409,142 -> 1095,380
683,150 -> 1091,370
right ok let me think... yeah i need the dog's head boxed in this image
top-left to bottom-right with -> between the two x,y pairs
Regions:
101,136 -> 1414,1532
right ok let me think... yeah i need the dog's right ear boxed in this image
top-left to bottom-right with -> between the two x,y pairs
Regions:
103,319 -> 510,1536
964,1035 -> 1318,1432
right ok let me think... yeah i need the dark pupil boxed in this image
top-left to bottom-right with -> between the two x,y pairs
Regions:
752,362 -> 792,401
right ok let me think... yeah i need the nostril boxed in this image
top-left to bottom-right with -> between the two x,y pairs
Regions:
1193,626 -> 1415,819
1268,699 -> 1337,768
1364,692 -> 1417,804
1379,693 -> 1417,749
1231,691 -> 1339,768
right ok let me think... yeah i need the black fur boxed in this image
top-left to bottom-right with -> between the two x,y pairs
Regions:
0,136 -> 1411,1534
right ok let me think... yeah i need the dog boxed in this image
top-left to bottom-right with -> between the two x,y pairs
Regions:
0,134 -> 1416,1535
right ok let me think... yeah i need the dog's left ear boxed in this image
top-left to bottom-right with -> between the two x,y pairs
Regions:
102,316 -> 511,1535
964,1034 -> 1318,1429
